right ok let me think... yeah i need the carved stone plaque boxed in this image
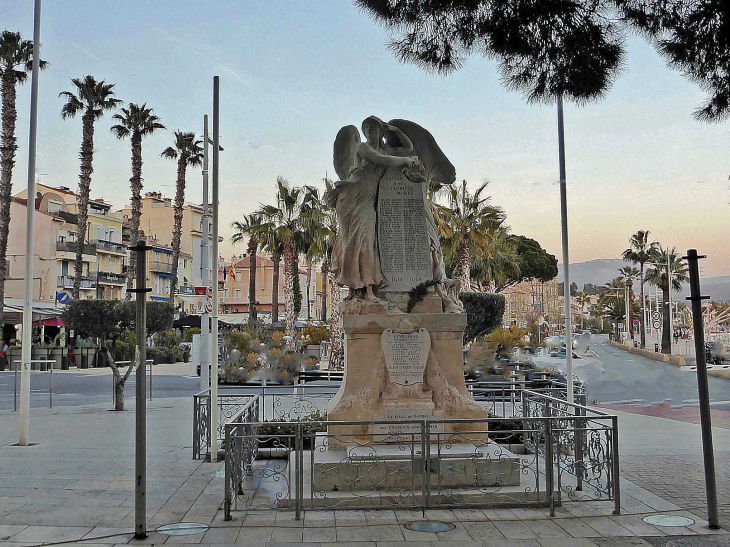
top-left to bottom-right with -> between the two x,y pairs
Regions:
377,167 -> 432,292
381,328 -> 430,386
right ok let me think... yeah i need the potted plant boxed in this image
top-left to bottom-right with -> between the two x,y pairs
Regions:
32,344 -> 51,370
7,341 -> 21,371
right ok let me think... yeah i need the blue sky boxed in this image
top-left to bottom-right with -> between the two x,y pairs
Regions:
3,0 -> 729,277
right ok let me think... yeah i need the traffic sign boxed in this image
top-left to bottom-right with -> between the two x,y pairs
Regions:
652,320 -> 661,329
633,319 -> 640,328
652,311 -> 661,321
56,291 -> 70,304
618,322 -> 625,331
205,297 -> 213,314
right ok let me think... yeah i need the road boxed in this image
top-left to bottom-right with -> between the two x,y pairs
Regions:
0,367 -> 202,410
541,334 -> 730,411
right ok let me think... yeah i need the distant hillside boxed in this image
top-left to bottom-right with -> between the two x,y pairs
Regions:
557,260 -> 730,302
557,259 -> 626,288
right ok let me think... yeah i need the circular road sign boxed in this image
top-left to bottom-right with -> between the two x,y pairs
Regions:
205,298 -> 213,313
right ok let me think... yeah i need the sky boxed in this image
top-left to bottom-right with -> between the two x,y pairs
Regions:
3,0 -> 729,277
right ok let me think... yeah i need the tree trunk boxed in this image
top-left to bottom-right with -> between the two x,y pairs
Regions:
328,270 -> 343,370
661,284 -> 671,354
639,264 -> 646,349
106,347 -> 134,411
283,242 -> 296,345
126,132 -> 143,298
0,71 -> 18,344
170,159 -> 186,301
305,257 -> 312,320
271,250 -> 280,323
457,235 -> 471,291
320,261 -> 328,322
248,238 -> 257,327
73,110 -> 96,299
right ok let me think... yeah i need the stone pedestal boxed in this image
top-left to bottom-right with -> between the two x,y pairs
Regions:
327,301 -> 490,448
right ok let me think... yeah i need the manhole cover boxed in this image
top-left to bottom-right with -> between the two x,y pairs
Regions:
156,522 -> 209,536
208,469 -> 225,478
404,522 -> 456,533
667,537 -> 730,547
643,515 -> 695,527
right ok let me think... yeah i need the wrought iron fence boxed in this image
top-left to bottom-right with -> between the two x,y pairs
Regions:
192,388 -> 256,459
193,384 -> 337,459
221,389 -> 619,520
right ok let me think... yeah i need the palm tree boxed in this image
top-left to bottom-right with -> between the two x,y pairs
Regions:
230,213 -> 263,326
433,180 -> 504,290
252,220 -> 284,324
618,265 -> 640,338
468,226 -> 520,292
256,178 -> 318,344
161,131 -> 203,299
110,103 -> 165,296
576,292 -> 591,329
60,75 -> 121,299
645,245 -> 689,354
0,31 -> 46,343
622,230 -> 658,348
308,178 -> 343,369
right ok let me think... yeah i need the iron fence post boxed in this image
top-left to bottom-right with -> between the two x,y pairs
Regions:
49,364 -> 52,408
544,398 -> 555,516
422,420 -> 430,512
14,369 -> 17,411
576,406 -> 584,491
193,394 -> 199,459
149,359 -> 152,401
611,416 -> 621,515
224,425 -> 232,520
295,421 -> 302,520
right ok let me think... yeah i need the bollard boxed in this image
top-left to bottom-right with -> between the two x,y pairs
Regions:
684,249 -> 719,529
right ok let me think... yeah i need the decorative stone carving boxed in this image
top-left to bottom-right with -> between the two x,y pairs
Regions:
381,327 -> 430,386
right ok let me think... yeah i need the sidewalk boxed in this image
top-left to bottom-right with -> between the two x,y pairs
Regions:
0,397 -> 728,546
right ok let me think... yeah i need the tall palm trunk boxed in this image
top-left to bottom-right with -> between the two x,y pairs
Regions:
126,132 -> 143,298
320,261 -> 328,322
73,110 -> 95,299
169,159 -> 186,300
271,250 -> 280,323
0,71 -> 18,343
283,242 -> 296,345
247,238 -> 257,326
328,269 -> 343,370
305,257 -> 312,319
639,264 -> 646,348
457,234 -> 471,291
661,282 -> 671,354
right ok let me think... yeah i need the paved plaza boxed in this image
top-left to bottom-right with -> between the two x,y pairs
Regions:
0,394 -> 728,546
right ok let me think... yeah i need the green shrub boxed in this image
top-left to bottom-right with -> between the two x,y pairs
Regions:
183,327 -> 201,342
460,292 -> 506,345
155,330 -> 179,348
302,325 -> 330,346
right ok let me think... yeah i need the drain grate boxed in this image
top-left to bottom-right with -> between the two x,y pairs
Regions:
404,521 -> 456,533
667,537 -> 730,547
156,522 -> 209,536
643,515 -> 695,527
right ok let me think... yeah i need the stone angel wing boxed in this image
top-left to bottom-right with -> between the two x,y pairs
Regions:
333,125 -> 361,181
386,119 -> 456,185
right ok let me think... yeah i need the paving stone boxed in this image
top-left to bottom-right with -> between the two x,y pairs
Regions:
10,525 -> 93,542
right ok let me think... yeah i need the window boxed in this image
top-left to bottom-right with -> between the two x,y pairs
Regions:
224,289 -> 229,298
235,289 -> 242,298
48,200 -> 63,214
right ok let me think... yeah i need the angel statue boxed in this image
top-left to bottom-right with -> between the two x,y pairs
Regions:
328,116 -> 460,311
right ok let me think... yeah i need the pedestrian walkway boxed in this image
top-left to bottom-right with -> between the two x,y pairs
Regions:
0,397 -> 727,545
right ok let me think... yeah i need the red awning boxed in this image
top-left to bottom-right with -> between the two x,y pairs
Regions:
32,318 -> 64,327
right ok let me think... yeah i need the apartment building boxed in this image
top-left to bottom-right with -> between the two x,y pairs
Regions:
218,254 -> 285,318
8,184 -> 127,302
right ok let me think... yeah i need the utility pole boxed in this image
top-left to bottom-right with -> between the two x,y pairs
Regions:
129,238 -> 151,538
557,94 -> 574,404
684,249 -> 719,529
200,115 -> 210,391
19,0 -> 42,446
210,76 -> 220,462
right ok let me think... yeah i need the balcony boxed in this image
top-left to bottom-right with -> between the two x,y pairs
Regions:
176,286 -> 195,295
57,240 -> 96,255
93,239 -> 127,254
97,271 -> 126,285
150,261 -> 173,274
57,275 -> 95,289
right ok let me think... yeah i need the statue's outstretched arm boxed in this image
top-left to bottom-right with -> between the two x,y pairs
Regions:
357,142 -> 412,168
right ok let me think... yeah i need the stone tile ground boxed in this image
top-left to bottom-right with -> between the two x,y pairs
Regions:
0,397 -> 728,546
